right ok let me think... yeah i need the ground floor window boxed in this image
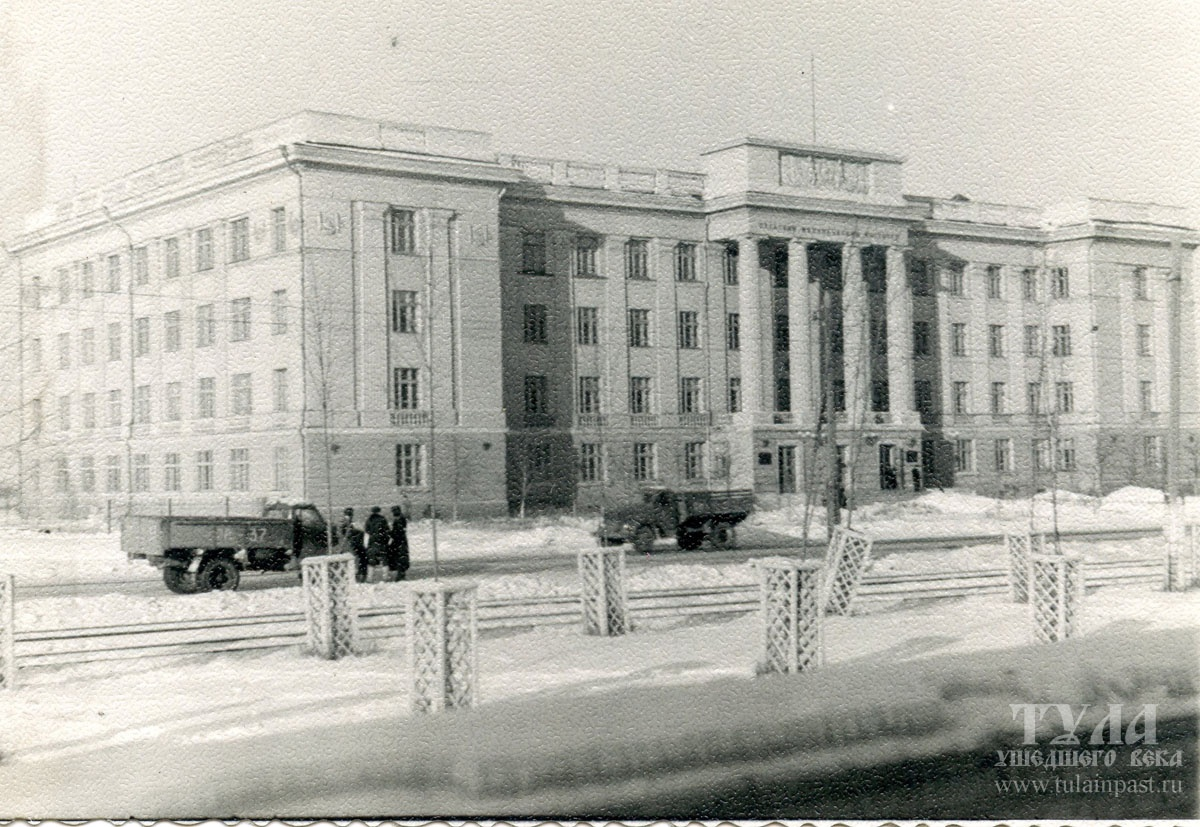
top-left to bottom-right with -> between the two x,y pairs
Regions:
632,442 -> 656,481
993,438 -> 1012,472
953,438 -> 974,473
683,441 -> 705,480
579,442 -> 603,483
133,453 -> 150,492
164,453 -> 181,492
230,448 -> 250,491
396,443 -> 423,487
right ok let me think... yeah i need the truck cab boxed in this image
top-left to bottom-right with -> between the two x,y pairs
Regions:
263,502 -> 330,559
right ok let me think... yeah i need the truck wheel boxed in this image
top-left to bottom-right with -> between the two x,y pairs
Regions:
162,566 -> 197,595
676,528 -> 703,551
633,525 -> 657,554
708,522 -> 736,551
196,556 -> 240,592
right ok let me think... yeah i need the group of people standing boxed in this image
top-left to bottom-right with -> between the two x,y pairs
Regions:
335,506 -> 409,583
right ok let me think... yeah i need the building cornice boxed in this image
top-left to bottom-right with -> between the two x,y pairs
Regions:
704,191 -> 925,224
501,182 -> 705,215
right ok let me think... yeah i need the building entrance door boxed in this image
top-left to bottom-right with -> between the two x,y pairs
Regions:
879,443 -> 899,490
777,445 -> 797,493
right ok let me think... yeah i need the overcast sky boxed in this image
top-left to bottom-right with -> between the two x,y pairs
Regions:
3,0 -> 1199,224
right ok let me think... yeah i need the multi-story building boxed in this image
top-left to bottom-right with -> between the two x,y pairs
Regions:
7,112 -> 1197,519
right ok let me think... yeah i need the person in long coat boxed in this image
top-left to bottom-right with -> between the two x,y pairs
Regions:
336,507 -> 368,582
387,505 -> 410,581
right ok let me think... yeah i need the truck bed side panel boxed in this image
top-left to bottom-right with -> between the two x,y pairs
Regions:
163,518 -> 293,551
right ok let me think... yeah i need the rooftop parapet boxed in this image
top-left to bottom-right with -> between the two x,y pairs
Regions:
920,197 -> 1044,229
497,154 -> 705,198
1044,197 -> 1191,229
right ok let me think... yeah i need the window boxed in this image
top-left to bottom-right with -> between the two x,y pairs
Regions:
387,289 -> 419,334
1033,438 -> 1051,471
230,448 -> 250,491
57,332 -> 70,369
29,397 -> 42,431
1027,382 -> 1043,415
164,382 -> 182,421
625,239 -> 649,280
990,382 -> 1006,414
728,376 -> 742,413
195,227 -> 214,271
909,259 -> 932,296
633,442 -> 656,481
951,323 -> 967,357
954,438 -> 974,473
134,316 -> 150,357
523,375 -> 548,414
994,438 -> 1012,472
677,310 -> 699,349
81,393 -> 96,429
133,247 -> 149,285
272,289 -> 289,334
1051,324 -> 1072,356
395,443 -> 423,486
57,395 -> 70,431
107,389 -> 122,427
952,381 -> 969,414
577,376 -> 601,414
196,304 -> 216,347
272,207 -> 288,253
679,377 -> 703,414
986,265 -> 1003,299
1137,324 -> 1151,357
629,376 -> 652,414
912,320 -> 931,356
1055,381 -> 1074,413
102,254 -> 121,293
229,218 -> 250,262
392,367 -> 418,410
1050,266 -> 1069,299
80,262 -> 94,298
197,377 -> 215,419
273,368 -> 289,412
164,237 -> 180,279
133,384 -> 151,424
80,456 -> 95,493
574,236 -> 599,276
29,337 -> 41,372
164,453 -> 181,492
521,230 -> 546,274
946,263 -> 964,296
107,322 -> 121,361
683,441 -> 705,480
105,455 -> 121,493
57,267 -> 70,304
231,373 -> 253,416
1024,325 -> 1040,357
579,443 -> 603,483
722,243 -> 738,285
674,242 -> 697,281
576,307 -> 599,345
55,456 -> 70,492
726,313 -> 740,350
132,453 -> 150,493
1132,266 -> 1148,300
1022,267 -> 1038,301
272,446 -> 290,491
523,304 -> 548,343
229,297 -> 251,342
1144,435 -> 1163,471
196,450 -> 214,491
389,209 -> 416,254
1055,438 -> 1077,471
1140,380 -> 1154,413
988,324 -> 1004,358
164,311 -> 182,352
627,308 -> 651,347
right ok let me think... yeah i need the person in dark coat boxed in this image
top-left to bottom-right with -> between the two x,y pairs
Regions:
364,506 -> 390,581
387,505 -> 410,581
336,507 -> 368,582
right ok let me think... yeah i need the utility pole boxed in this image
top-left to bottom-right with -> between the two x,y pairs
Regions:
1165,234 -> 1186,590
820,272 -> 839,541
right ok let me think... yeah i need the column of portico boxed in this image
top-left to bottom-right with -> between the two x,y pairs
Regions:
841,244 -> 869,429
885,246 -> 916,424
787,239 -> 817,423
730,235 -> 765,489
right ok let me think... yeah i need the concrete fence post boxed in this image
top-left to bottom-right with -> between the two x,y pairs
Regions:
0,575 -> 13,690
577,547 -> 629,636
757,558 -> 823,676
822,526 -> 874,616
1030,554 -> 1084,643
301,553 -> 357,659
408,581 -> 478,713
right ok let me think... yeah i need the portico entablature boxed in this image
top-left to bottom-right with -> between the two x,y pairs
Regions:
706,205 -> 913,248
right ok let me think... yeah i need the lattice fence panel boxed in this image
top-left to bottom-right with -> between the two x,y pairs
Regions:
1005,533 -> 1046,602
822,526 -> 874,616
0,575 -> 13,690
1030,554 -> 1084,643
1164,521 -> 1198,592
408,583 -> 478,713
758,558 -> 823,675
578,548 -> 629,636
301,554 -> 357,660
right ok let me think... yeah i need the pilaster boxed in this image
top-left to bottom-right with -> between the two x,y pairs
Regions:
842,244 -> 869,429
886,245 -> 916,424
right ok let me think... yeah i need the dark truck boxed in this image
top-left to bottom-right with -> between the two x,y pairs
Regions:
122,502 -> 331,593
597,488 -> 755,553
